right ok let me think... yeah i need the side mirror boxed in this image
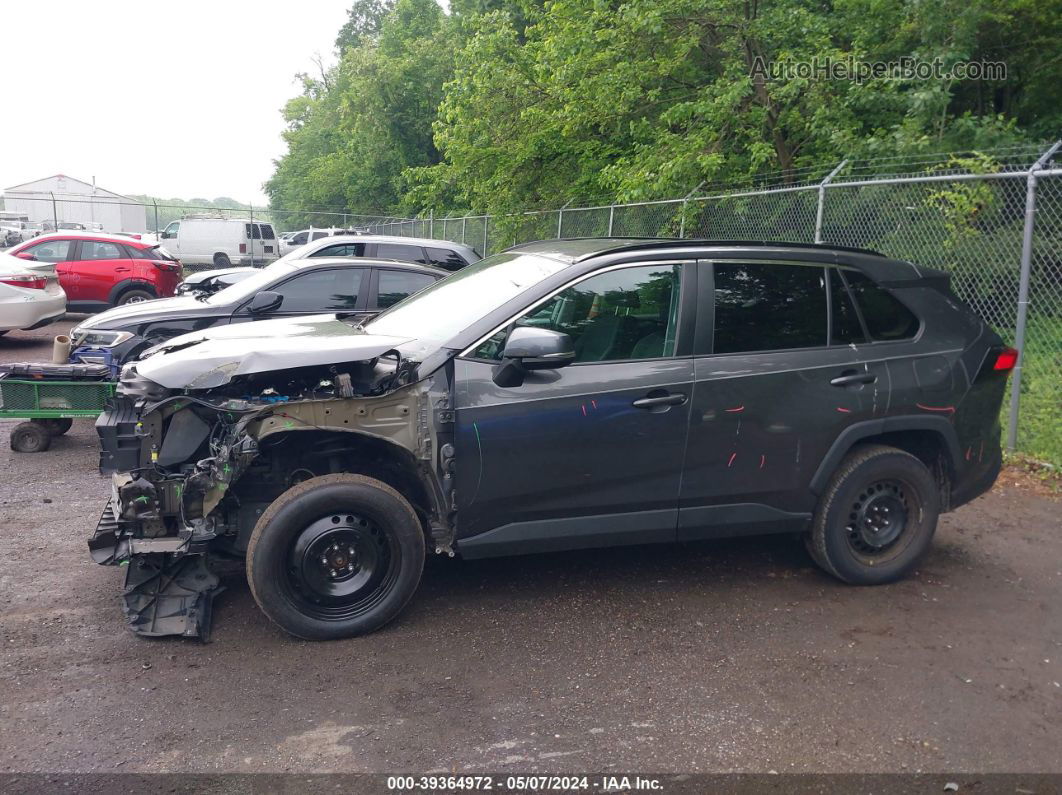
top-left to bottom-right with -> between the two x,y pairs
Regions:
247,291 -> 283,314
492,327 -> 575,387
15,252 -> 36,261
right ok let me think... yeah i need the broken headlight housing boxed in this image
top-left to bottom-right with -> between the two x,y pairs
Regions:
72,328 -> 134,348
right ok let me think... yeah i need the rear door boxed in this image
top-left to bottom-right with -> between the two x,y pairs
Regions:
69,239 -> 132,305
452,260 -> 697,553
678,259 -> 888,537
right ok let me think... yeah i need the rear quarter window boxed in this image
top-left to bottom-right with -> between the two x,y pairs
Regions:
842,270 -> 920,341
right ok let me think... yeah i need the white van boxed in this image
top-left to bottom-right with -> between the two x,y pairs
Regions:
159,217 -> 278,267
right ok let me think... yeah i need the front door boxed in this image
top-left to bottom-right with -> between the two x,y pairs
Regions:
231,267 -> 369,324
453,261 -> 696,557
71,239 -> 132,305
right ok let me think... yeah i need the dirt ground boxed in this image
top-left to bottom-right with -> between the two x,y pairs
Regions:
0,319 -> 1059,774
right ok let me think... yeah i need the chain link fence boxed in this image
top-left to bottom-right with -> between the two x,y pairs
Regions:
369,142 -> 1062,465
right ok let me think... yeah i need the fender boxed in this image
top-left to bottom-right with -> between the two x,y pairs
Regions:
107,278 -> 157,306
808,415 -> 962,496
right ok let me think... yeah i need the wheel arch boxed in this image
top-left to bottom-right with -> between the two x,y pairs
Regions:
107,278 -> 158,306
252,428 -> 437,533
810,416 -> 961,504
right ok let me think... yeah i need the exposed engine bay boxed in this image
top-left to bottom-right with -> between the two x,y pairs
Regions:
89,332 -> 457,640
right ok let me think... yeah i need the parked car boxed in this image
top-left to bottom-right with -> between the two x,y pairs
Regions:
8,232 -> 182,312
175,266 -> 257,296
280,227 -> 356,253
0,251 -> 66,335
1,225 -> 22,247
90,238 -> 1013,641
70,257 -> 445,366
158,217 -> 278,268
278,234 -> 480,272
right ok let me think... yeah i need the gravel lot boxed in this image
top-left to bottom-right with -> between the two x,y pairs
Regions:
0,319 -> 1059,774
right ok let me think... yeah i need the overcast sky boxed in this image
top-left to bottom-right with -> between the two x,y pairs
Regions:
0,0 -> 354,205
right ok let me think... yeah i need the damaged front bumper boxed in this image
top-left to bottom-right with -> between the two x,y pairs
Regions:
88,346 -> 452,641
90,486 -> 226,640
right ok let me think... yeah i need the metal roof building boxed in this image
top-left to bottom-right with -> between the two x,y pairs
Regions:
3,174 -> 147,233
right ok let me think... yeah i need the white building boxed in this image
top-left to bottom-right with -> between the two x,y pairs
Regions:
3,174 -> 147,234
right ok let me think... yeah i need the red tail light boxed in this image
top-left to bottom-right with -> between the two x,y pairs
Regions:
153,260 -> 181,272
239,243 -> 247,254
993,347 -> 1019,371
0,274 -> 46,290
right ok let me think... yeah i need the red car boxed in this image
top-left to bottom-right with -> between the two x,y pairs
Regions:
9,233 -> 182,311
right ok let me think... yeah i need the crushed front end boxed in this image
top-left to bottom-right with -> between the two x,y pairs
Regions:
90,331 -> 452,640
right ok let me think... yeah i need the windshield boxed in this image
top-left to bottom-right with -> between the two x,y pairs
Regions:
206,260 -> 299,304
363,252 -> 570,357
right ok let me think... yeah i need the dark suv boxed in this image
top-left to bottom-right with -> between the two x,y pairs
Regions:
90,239 -> 1013,641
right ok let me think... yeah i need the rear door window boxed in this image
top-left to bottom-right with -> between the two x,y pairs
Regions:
310,242 -> 366,258
842,270 -> 920,341
376,243 -> 429,264
259,224 -> 276,240
712,262 -> 827,354
270,268 -> 362,311
375,269 -> 439,309
79,241 -> 125,260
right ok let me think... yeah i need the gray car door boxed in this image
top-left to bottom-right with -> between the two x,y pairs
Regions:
678,259 -> 889,539
452,261 -> 697,558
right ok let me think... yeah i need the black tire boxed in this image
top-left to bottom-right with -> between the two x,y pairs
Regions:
807,444 -> 940,585
213,253 -> 232,268
32,418 -> 73,435
11,422 -> 51,453
246,474 -> 426,640
117,288 -> 154,305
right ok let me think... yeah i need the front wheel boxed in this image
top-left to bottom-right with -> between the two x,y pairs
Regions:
806,444 -> 940,585
246,474 -> 426,640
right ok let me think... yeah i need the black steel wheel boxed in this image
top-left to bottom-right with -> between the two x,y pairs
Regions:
10,422 -> 51,453
213,253 -> 232,268
283,513 -> 399,622
807,445 -> 940,584
247,474 -> 425,640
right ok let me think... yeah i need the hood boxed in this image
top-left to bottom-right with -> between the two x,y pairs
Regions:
76,295 -> 208,330
133,314 -> 414,389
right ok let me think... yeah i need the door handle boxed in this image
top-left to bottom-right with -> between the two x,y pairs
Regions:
830,372 -> 877,387
115,267 -> 130,273
632,392 -> 687,409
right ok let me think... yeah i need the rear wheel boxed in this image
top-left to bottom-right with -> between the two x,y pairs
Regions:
807,444 -> 940,584
213,253 -> 232,268
32,418 -> 73,435
11,422 -> 51,453
117,288 -> 154,305
246,474 -> 425,640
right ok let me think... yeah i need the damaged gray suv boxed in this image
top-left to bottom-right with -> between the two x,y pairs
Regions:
90,239 -> 1013,640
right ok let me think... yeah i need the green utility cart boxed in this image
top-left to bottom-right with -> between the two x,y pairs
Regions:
0,376 -> 116,452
